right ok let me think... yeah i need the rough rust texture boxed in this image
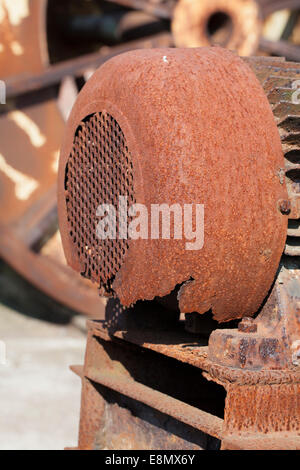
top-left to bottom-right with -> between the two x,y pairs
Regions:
208,263 -> 300,372
58,47 -> 287,322
246,56 -> 300,255
172,0 -> 261,56
74,317 -> 299,450
222,382 -> 300,450
74,321 -> 224,449
209,330 -> 287,370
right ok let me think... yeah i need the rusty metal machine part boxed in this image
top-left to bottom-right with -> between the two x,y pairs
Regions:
69,289 -> 300,450
58,48 -> 300,451
0,0 -> 48,78
59,47 -> 287,322
69,244 -> 300,450
112,0 -> 300,61
172,0 -> 261,56
106,0 -> 300,61
245,56 -> 300,256
209,263 -> 300,372
204,254 -> 300,449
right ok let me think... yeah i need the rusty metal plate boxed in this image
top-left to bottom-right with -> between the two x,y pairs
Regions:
75,327 -> 224,449
94,401 -> 205,450
0,0 -> 48,78
221,381 -> 300,450
59,47 -> 288,322
172,0 -> 261,56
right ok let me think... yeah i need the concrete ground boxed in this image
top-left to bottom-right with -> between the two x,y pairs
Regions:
0,260 -> 87,450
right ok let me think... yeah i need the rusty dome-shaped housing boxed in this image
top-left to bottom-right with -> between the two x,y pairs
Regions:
58,47 -> 288,322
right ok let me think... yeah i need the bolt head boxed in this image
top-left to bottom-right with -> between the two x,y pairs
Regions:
278,199 -> 291,215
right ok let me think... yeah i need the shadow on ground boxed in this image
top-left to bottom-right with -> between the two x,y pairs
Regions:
0,260 -> 78,325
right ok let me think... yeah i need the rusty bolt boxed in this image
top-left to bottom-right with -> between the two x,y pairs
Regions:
278,199 -> 291,215
238,317 -> 257,333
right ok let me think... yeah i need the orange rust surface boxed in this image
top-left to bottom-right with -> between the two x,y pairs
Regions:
222,382 -> 300,450
59,47 -> 288,322
0,0 -> 48,78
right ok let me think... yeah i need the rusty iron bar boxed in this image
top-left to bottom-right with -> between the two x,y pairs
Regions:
72,313 -> 300,450
87,368 -> 223,440
260,37 -> 300,62
89,318 -> 210,370
258,0 -> 300,18
5,33 -> 172,99
104,0 -> 173,20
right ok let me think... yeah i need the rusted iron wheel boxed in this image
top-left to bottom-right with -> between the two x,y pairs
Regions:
172,0 -> 262,55
0,1 -> 171,317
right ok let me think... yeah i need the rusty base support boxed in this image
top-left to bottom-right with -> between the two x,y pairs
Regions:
70,295 -> 300,450
222,382 -> 300,450
78,376 -> 106,451
71,312 -> 225,450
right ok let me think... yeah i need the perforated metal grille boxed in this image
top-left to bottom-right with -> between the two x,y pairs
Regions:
65,112 -> 135,294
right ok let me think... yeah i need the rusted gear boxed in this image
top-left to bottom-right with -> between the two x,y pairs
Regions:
59,47 -> 287,322
246,56 -> 300,256
171,0 -> 261,56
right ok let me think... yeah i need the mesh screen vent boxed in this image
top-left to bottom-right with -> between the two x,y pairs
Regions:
65,112 -> 135,294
